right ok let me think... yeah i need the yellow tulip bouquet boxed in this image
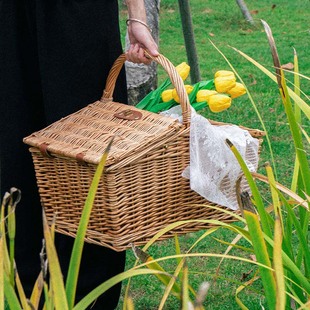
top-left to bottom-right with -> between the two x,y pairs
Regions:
135,62 -> 247,114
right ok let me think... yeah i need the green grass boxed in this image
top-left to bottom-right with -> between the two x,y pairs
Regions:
116,0 -> 309,308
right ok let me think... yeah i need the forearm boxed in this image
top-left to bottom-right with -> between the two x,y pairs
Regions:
125,0 -> 147,22
125,0 -> 159,62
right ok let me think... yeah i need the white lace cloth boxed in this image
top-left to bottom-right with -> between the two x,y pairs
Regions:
160,106 -> 259,210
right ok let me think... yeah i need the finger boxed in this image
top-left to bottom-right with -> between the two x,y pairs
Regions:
137,47 -> 152,65
125,44 -> 139,62
143,34 -> 159,57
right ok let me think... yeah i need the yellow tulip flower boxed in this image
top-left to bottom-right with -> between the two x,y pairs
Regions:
172,85 -> 193,103
196,89 -> 218,103
214,75 -> 236,93
208,94 -> 232,113
175,62 -> 190,81
214,70 -> 235,78
227,82 -> 246,99
161,89 -> 174,102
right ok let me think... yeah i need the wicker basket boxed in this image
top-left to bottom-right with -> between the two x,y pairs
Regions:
23,53 -> 264,251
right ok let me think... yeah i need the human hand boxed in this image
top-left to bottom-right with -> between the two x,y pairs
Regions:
126,20 -> 159,64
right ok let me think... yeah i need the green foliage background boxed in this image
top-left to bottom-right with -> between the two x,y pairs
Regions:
117,0 -> 309,309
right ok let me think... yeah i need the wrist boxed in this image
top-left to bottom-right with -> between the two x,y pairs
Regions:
126,18 -> 151,33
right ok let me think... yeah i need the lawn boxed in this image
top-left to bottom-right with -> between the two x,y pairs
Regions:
116,0 -> 309,309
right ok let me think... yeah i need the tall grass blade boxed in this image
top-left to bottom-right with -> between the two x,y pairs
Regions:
0,194 -> 7,310
263,233 -> 310,296
73,268 -> 171,310
235,275 -> 260,310
143,206 -> 244,252
300,126 -> 310,143
42,210 -> 69,310
273,217 -> 286,310
265,162 -> 292,306
65,138 -> 113,308
262,20 -> 310,196
230,48 -> 310,119
43,282 -> 51,310
263,19 -> 310,194
159,255 -> 197,310
6,188 -> 20,287
30,272 -> 44,310
15,272 -> 32,310
0,234 -> 4,310
261,20 -> 281,86
174,235 -> 182,266
265,163 -> 283,231
209,39 -> 277,177
291,158 -> 300,194
0,195 -> 10,278
292,48 -> 301,192
293,48 -> 301,101
226,139 -> 273,238
279,192 -> 310,278
240,196 -> 276,309
251,172 -> 308,210
158,257 -> 185,309
7,206 -> 15,287
212,236 -> 254,255
123,219 -> 219,310
124,294 -> 135,310
298,299 -> 310,310
278,194 -> 309,303
132,244 -> 182,298
181,261 -> 191,310
3,272 -> 21,310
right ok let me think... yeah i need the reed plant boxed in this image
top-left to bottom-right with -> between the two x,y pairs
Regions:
118,20 -> 310,309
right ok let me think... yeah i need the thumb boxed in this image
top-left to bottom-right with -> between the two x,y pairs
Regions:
144,36 -> 159,57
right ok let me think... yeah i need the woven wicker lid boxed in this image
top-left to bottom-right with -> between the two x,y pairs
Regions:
23,99 -> 184,166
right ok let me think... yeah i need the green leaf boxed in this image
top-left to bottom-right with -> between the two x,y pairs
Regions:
192,101 -> 207,111
132,245 -> 182,298
73,269 -> 172,310
265,163 -> 284,231
0,234 -> 4,310
273,217 -> 286,309
42,211 -> 69,310
3,272 -> 21,310
188,83 -> 200,103
264,233 -> 310,298
148,99 -> 176,113
15,272 -> 31,310
230,46 -> 310,120
136,78 -> 172,110
242,208 -> 276,310
181,262 -> 190,310
279,193 -> 310,278
226,139 -> 273,239
174,235 -> 182,266
279,71 -> 310,196
65,139 -> 113,308
29,272 -> 44,310
209,39 -> 278,179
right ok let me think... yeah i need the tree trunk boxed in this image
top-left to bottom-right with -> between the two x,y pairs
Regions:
125,0 -> 160,105
235,0 -> 254,25
178,0 -> 201,84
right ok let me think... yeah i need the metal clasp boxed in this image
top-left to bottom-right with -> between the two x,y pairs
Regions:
114,109 -> 143,121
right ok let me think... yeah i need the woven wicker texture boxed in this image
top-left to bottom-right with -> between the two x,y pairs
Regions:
24,53 -> 264,251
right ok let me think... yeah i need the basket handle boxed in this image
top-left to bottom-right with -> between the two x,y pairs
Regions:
101,51 -> 191,127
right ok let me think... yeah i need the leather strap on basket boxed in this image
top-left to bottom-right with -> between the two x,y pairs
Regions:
101,51 -> 191,127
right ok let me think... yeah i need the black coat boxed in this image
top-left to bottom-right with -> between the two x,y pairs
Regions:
0,1 -> 127,308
